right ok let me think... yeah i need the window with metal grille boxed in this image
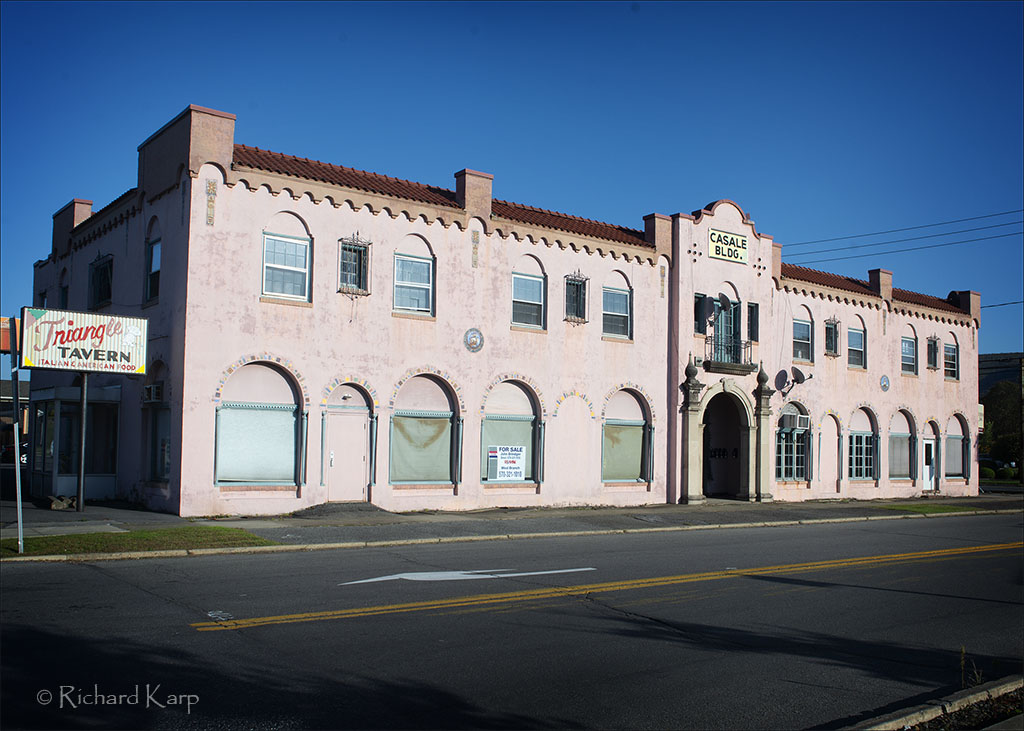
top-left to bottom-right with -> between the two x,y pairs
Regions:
339,236 -> 370,294
565,275 -> 587,322
927,337 -> 940,369
824,319 -> 840,357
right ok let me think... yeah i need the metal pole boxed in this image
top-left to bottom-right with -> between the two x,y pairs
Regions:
8,317 -> 24,553
77,371 -> 87,512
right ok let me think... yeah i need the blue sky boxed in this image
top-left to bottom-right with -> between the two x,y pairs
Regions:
2,1 -> 1022,380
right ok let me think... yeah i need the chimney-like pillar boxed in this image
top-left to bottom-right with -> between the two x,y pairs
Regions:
772,241 -> 783,282
455,169 -> 493,221
869,268 -> 893,302
644,213 -> 671,257
52,199 -> 93,258
950,290 -> 981,325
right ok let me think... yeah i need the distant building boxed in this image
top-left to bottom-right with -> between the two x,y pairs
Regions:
26,105 -> 981,516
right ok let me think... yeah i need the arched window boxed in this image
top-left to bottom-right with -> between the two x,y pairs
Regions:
848,408 -> 878,480
602,390 -> 653,482
901,325 -> 918,375
262,213 -> 312,302
945,415 -> 969,478
390,376 -> 461,483
481,381 -> 543,483
944,333 -> 960,381
776,403 -> 811,481
793,306 -> 813,363
145,217 -> 162,302
511,255 -> 546,329
215,363 -> 305,485
393,235 -> 435,315
848,315 -> 866,369
888,410 -> 914,479
602,271 -> 633,339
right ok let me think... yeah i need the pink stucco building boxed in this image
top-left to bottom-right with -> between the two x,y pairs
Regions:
27,105 -> 980,516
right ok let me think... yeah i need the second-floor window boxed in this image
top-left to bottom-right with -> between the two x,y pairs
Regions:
848,328 -> 865,368
927,337 -> 940,369
602,287 -> 631,338
263,233 -> 311,300
944,342 -> 959,380
565,275 -> 587,322
145,237 -> 161,301
793,319 -> 812,361
901,337 -> 917,375
824,320 -> 840,357
339,237 -> 370,294
512,273 -> 545,328
89,256 -> 113,310
394,254 -> 433,314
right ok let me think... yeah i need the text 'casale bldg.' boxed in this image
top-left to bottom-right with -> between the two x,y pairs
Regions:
27,105 -> 981,516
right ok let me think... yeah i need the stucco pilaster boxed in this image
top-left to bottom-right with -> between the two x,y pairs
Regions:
681,358 -> 706,504
754,365 -> 774,502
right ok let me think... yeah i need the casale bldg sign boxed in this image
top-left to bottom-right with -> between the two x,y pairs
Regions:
20,308 -> 147,374
708,229 -> 749,264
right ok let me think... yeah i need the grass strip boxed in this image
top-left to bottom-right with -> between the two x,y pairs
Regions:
1,525 -> 278,557
880,504 -> 979,515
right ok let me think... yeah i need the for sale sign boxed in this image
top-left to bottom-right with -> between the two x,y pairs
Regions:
494,445 -> 526,481
20,307 -> 147,374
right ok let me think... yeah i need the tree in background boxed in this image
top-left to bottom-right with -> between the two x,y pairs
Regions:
979,380 -> 1023,470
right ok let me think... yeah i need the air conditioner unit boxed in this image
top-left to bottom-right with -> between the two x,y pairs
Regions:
780,414 -> 798,430
143,383 -> 164,403
796,415 -> 811,430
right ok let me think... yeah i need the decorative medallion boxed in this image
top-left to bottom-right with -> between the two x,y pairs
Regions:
880,375 -> 890,392
464,328 -> 484,353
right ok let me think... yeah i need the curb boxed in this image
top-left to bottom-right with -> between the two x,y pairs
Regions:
1,508 -> 1019,563
850,675 -> 1023,730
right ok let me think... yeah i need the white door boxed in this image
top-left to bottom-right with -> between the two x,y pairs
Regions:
327,412 -> 369,502
923,438 -> 936,490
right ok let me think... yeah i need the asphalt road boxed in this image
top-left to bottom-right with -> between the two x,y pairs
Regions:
2,514 -> 1022,729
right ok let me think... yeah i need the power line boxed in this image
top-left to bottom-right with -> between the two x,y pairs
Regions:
785,208 -> 1024,248
794,231 -> 1023,264
981,301 -> 1024,309
784,220 -> 1023,259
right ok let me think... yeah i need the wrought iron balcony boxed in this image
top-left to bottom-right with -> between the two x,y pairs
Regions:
704,336 -> 757,375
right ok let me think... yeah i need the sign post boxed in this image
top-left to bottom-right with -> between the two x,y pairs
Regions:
4,317 -> 24,553
19,307 -> 147,513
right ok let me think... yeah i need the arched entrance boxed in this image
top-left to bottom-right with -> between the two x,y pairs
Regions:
324,384 -> 374,502
923,421 -> 941,491
701,391 -> 749,498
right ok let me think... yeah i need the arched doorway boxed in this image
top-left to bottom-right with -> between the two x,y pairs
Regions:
923,421 -> 941,491
702,392 -> 749,498
324,384 -> 374,502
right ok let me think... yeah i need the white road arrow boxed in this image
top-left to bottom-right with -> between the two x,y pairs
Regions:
340,567 -> 596,585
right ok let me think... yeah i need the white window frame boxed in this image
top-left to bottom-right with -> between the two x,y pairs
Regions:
901,336 -> 918,375
848,432 -> 875,480
511,272 -> 545,328
944,342 -> 959,380
848,327 -> 865,368
393,253 -> 434,314
602,286 -> 632,339
262,232 -> 311,301
793,319 -> 812,362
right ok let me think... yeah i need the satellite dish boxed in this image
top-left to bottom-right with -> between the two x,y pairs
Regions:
717,293 -> 732,311
792,367 -> 806,384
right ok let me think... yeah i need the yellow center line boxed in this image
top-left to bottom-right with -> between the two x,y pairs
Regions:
191,541 -> 1021,632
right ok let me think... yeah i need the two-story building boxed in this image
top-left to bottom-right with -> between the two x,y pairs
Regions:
26,105 -> 980,516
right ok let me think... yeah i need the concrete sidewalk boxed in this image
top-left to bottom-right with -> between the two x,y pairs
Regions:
2,493 -> 1021,547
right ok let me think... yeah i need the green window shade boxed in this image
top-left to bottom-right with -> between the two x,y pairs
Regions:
945,436 -> 963,476
603,423 -> 643,481
391,415 -> 451,482
480,418 -> 534,480
217,405 -> 297,483
889,434 -> 911,478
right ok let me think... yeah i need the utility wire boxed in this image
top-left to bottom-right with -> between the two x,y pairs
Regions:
981,301 -> 1024,309
785,208 -> 1024,247
785,220 -> 1023,259
793,231 -> 1023,265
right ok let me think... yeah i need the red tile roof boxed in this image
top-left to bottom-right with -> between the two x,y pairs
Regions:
233,145 -> 460,209
232,144 -> 651,249
781,263 -> 967,315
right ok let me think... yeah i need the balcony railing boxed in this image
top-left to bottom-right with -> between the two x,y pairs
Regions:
704,336 -> 756,375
